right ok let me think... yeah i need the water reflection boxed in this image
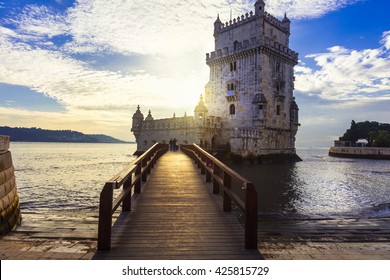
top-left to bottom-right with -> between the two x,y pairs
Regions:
229,162 -> 300,216
228,148 -> 390,218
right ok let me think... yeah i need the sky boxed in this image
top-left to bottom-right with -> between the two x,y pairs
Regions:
0,0 -> 389,146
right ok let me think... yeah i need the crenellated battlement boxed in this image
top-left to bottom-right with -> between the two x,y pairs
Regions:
263,36 -> 298,62
215,9 -> 290,35
264,12 -> 289,32
206,35 -> 261,61
217,10 -> 256,32
206,36 -> 298,63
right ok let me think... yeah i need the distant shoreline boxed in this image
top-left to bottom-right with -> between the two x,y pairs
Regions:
10,140 -> 135,144
1,126 -> 132,144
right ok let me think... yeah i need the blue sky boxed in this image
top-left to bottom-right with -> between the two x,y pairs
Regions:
0,0 -> 389,146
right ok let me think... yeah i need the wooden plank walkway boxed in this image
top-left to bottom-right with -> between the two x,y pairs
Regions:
93,150 -> 263,260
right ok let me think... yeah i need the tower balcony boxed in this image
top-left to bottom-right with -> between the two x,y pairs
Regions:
226,90 -> 238,102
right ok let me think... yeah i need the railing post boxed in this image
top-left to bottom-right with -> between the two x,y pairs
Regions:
97,183 -> 113,251
223,171 -> 231,212
200,154 -> 206,175
122,177 -> 132,212
135,162 -> 141,193
213,164 -> 219,194
196,150 -> 201,169
146,153 -> 151,175
245,183 -> 258,249
206,158 -> 211,182
151,150 -> 156,168
142,158 -> 147,182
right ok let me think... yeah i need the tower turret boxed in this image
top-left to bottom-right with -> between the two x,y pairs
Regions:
145,110 -> 154,121
282,13 -> 291,33
254,0 -> 265,16
194,94 -> 208,126
214,14 -> 222,36
131,105 -> 144,140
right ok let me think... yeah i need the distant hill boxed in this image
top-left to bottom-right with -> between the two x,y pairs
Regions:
0,126 -> 129,143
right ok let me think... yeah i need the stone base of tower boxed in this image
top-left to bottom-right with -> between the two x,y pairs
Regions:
256,152 -> 302,164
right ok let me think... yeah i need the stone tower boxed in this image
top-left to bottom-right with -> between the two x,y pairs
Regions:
204,1 -> 300,160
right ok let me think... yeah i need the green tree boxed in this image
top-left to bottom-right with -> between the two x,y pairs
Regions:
373,130 -> 390,147
339,121 -> 390,147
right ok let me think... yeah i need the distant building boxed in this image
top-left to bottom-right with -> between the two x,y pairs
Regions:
334,141 -> 352,147
334,139 -> 368,147
356,139 -> 368,147
131,1 -> 300,161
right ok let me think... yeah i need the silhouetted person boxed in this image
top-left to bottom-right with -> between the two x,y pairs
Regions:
169,138 -> 174,151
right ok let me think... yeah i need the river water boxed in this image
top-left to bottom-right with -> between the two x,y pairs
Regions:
9,142 -> 390,219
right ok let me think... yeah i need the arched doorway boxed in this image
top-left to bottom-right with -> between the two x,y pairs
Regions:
211,135 -> 220,149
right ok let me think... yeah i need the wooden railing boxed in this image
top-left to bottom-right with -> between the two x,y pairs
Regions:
180,144 -> 258,249
97,143 -> 168,251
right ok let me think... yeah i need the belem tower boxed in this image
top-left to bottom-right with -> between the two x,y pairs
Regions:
131,1 -> 301,162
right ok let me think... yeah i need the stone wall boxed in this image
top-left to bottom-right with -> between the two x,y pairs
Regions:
0,135 -> 22,235
329,147 -> 390,159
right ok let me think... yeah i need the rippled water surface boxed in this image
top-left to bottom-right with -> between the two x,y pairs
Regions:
11,142 -> 136,213
10,143 -> 390,218
230,148 -> 390,218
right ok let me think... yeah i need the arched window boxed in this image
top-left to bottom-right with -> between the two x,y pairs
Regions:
276,105 -> 281,115
229,104 -> 236,115
234,41 -> 239,52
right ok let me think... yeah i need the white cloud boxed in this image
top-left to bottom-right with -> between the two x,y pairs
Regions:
295,31 -> 390,101
4,5 -> 70,40
0,31 -> 204,117
64,0 -> 218,56
381,31 -> 390,50
265,0 -> 360,19
2,1 -> 362,57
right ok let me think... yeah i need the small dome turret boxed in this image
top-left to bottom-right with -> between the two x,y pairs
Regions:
194,94 -> 208,113
132,105 -> 144,119
214,14 -> 222,35
254,0 -> 265,16
145,109 -> 154,121
131,105 -> 144,140
283,13 -> 290,23
194,94 -> 208,126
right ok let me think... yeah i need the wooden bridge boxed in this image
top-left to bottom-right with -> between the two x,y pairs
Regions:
93,143 -> 262,260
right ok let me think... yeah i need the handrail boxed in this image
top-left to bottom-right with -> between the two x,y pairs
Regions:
97,143 -> 169,251
180,144 -> 258,249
